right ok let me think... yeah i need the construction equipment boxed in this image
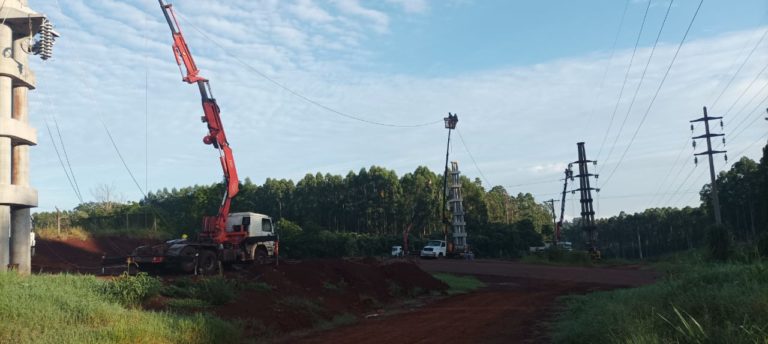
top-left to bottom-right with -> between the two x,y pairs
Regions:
127,1 -> 278,273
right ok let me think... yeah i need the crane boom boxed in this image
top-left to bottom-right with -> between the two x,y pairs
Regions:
158,0 -> 240,244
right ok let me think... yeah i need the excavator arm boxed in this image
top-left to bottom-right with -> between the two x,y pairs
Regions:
159,0 -> 239,243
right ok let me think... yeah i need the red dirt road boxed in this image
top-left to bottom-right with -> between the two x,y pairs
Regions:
293,259 -> 659,344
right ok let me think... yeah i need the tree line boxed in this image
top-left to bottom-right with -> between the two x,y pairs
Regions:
34,165 -> 553,257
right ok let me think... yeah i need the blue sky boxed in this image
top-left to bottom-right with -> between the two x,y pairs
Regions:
26,0 -> 768,220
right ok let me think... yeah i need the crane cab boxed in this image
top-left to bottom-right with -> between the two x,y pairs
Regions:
226,212 -> 274,238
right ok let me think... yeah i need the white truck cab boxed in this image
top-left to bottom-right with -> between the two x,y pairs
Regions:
226,212 -> 274,237
391,245 -> 403,257
420,240 -> 446,258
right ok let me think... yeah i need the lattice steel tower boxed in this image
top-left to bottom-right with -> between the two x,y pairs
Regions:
447,161 -> 467,253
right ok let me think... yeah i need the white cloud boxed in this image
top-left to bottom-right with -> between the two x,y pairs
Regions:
331,0 -> 390,33
386,0 -> 429,14
289,0 -> 334,23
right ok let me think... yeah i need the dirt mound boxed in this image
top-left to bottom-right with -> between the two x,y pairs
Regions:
215,258 -> 448,336
33,236 -> 159,273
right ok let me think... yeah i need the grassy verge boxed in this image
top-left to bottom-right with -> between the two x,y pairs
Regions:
0,272 -> 239,344
432,273 -> 485,295
552,261 -> 768,343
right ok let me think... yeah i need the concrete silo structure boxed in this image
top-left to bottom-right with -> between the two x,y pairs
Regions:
0,1 -> 57,274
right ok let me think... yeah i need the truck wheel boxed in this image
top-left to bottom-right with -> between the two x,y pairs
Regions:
179,246 -> 197,273
255,247 -> 268,265
198,250 -> 217,274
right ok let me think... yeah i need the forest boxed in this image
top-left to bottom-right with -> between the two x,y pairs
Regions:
33,143 -> 768,260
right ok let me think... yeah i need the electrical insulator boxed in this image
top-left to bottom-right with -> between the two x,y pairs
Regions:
595,174 -> 599,179
725,154 -> 728,162
694,156 -> 698,165
720,120 -> 723,128
690,124 -> 694,132
692,140 -> 696,149
722,137 -> 726,145
33,18 -> 57,61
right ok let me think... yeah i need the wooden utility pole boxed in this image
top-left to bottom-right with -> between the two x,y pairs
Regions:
691,106 -> 726,225
55,207 -> 61,235
544,199 -> 559,243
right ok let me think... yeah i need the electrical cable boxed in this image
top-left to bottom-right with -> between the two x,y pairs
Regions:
710,26 -> 768,110
174,11 -> 442,129
43,119 -> 83,203
456,129 -> 490,187
601,0 -> 675,171
596,0 -> 653,162
600,0 -> 705,188
584,0 -> 632,129
52,115 -> 83,202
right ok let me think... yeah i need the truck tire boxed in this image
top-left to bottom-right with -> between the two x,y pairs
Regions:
179,246 -> 197,273
255,247 -> 268,265
198,250 -> 217,274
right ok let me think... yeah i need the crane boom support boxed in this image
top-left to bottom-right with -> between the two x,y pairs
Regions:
158,0 -> 240,243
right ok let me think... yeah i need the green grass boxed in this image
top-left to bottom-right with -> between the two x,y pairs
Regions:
431,273 -> 485,295
167,298 -> 211,309
0,272 -> 239,344
552,263 -> 768,343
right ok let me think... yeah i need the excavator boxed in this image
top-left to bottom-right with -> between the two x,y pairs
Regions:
127,0 -> 278,273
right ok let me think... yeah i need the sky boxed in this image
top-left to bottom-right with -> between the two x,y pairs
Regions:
25,0 -> 768,220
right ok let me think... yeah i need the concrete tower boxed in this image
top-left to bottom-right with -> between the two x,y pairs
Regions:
0,1 -> 55,274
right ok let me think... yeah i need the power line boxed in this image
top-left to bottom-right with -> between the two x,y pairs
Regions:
596,0 -> 653,162
647,138 -> 689,206
584,0 -> 632,129
43,119 -> 83,203
456,129 -> 490,187
174,11 -> 442,129
710,26 -> 768,110
601,0 -> 675,170
52,115 -> 83,202
101,121 -> 146,198
600,0 -> 705,188
725,89 -> 768,142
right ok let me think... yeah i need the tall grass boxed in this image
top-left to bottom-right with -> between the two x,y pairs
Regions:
552,263 -> 768,343
0,272 -> 239,344
432,273 -> 485,295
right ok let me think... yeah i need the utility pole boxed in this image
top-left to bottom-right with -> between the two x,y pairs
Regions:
691,106 -> 726,225
442,113 -> 458,242
544,199 -> 559,244
570,142 -> 600,257
556,168 -> 573,244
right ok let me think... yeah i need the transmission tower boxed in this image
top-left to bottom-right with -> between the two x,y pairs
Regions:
570,142 -> 600,254
690,106 -> 726,225
447,161 -> 467,253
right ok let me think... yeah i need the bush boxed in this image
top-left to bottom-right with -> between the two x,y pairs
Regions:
758,233 -> 768,258
100,272 -> 161,307
706,224 -> 733,261
191,277 -> 236,305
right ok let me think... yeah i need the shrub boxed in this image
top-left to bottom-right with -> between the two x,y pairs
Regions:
100,272 -> 161,307
706,224 -> 733,261
193,277 -> 236,306
758,233 -> 768,258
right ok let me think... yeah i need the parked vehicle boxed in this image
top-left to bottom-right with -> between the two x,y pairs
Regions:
391,245 -> 404,257
420,240 -> 447,258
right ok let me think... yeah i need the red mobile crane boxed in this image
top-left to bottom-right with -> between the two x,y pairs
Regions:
128,1 -> 278,273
